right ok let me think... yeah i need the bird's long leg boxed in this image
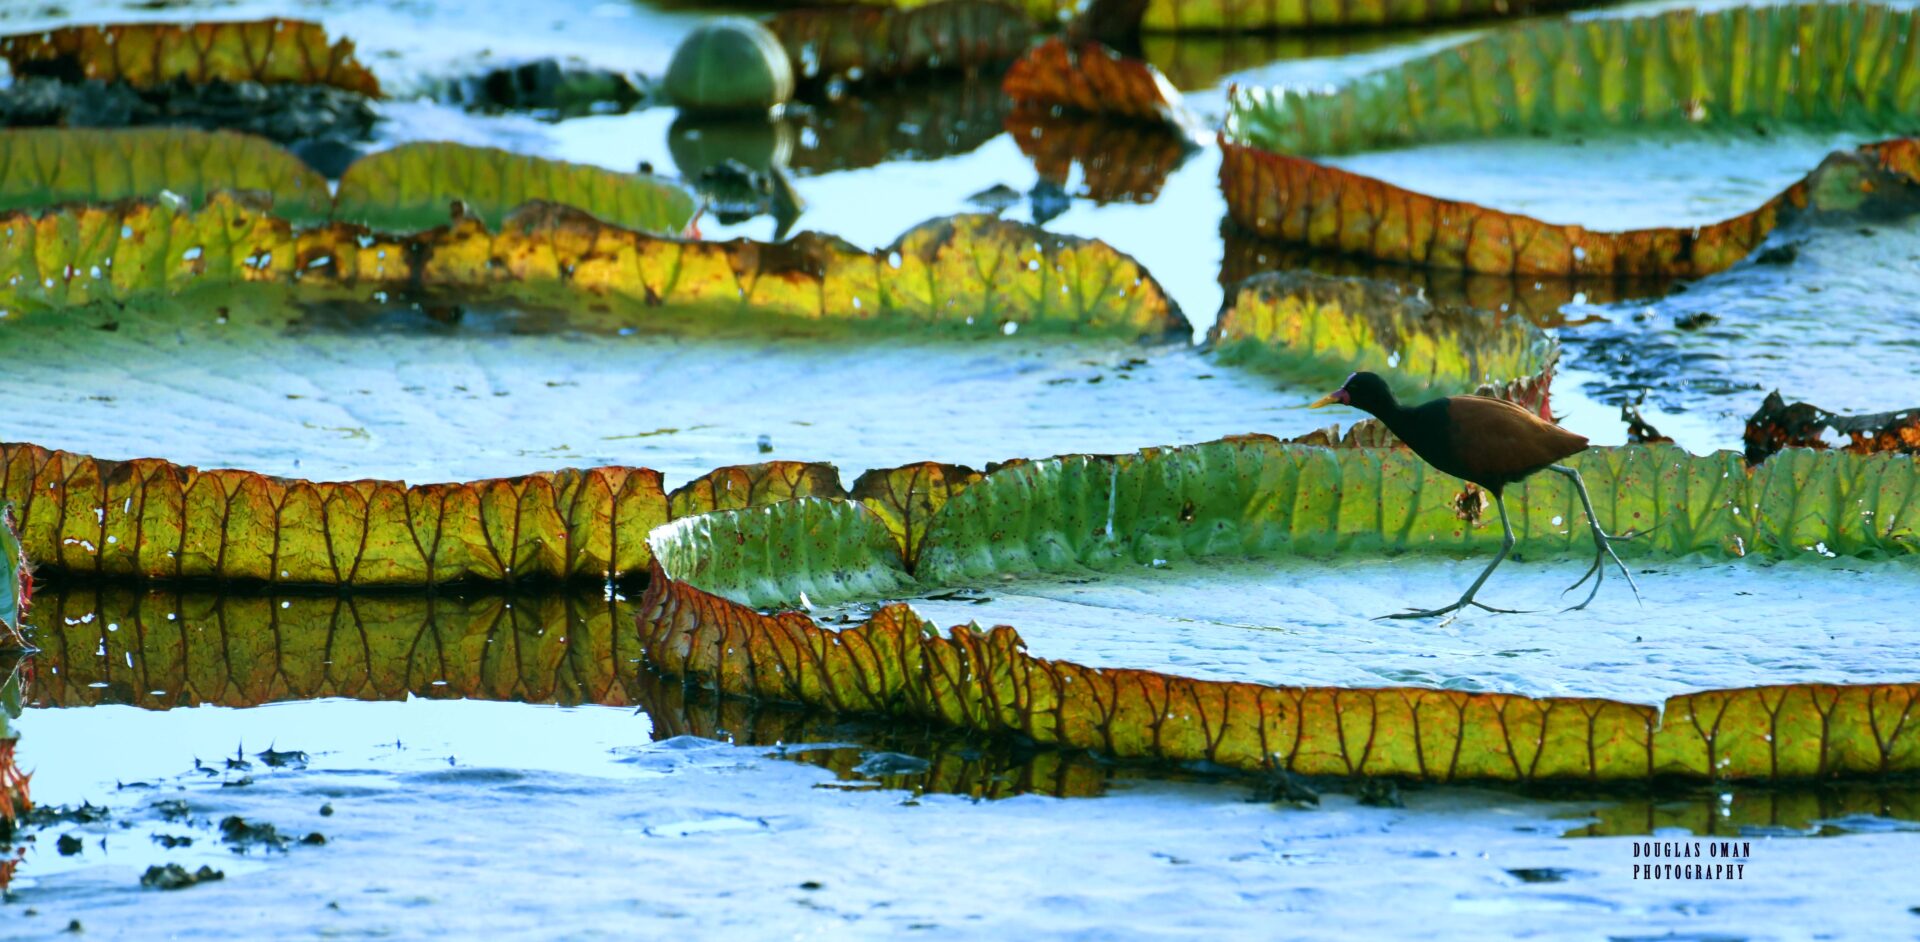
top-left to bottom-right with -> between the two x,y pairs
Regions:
1382,492 -> 1528,621
1548,464 -> 1641,611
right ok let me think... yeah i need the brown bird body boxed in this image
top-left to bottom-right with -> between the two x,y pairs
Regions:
1384,394 -> 1590,495
1308,371 -> 1636,620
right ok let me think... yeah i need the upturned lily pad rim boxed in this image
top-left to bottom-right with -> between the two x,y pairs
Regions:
636,437 -> 1920,784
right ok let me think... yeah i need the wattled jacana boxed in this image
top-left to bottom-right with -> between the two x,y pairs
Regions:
1308,372 -> 1639,619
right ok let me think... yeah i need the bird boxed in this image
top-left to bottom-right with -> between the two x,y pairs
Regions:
1307,371 -> 1639,619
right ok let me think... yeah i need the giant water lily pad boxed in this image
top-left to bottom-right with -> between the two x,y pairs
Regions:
1221,4 -> 1920,277
0,128 -> 331,223
1133,0 -> 1593,33
0,130 -> 696,235
0,19 -> 382,96
0,195 -> 1184,339
331,142 -> 697,235
1228,4 -> 1920,157
1217,224 -> 1671,328
637,437 -> 1920,782
1220,137 -> 1920,277
1210,270 -> 1554,399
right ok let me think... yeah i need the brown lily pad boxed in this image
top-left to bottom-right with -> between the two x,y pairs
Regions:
1745,391 -> 1920,465
1220,137 -> 1920,278
1002,39 -> 1194,131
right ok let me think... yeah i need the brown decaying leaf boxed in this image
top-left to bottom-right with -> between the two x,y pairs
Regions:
0,739 -> 26,833
637,559 -> 1920,783
1746,392 -> 1920,465
1220,137 -> 1920,277
0,195 -> 1187,339
0,19 -> 381,97
1002,39 -> 1192,128
767,0 -> 1033,84
1007,111 -> 1192,204
1622,398 -> 1674,446
849,462 -> 982,568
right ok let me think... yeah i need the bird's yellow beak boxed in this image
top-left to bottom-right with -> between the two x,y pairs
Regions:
1307,390 -> 1349,409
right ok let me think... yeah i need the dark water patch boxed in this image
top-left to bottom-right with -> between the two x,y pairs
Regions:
0,76 -> 376,148
1544,779 -> 1920,839
400,769 -> 529,786
1506,867 -> 1587,883
21,587 -> 644,711
140,863 -> 224,890
1562,219 -> 1920,424
786,76 -> 1010,176
19,587 -> 1920,819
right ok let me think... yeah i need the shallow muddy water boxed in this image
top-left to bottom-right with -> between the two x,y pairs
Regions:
10,695 -> 1920,940
5,0 -> 1920,936
906,556 -> 1920,704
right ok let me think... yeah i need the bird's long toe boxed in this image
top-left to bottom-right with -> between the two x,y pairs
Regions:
1559,556 -> 1602,597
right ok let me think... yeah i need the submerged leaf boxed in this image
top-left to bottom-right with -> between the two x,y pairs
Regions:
0,196 -> 1187,338
0,128 -> 331,223
1745,392 -> 1920,465
0,19 -> 381,97
1219,137 -> 1920,277
332,142 -> 697,235
1229,4 -> 1920,156
668,462 -> 847,519
1210,270 -> 1555,400
766,0 -> 1032,84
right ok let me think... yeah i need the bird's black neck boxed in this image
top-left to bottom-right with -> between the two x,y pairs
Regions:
1364,397 -> 1454,464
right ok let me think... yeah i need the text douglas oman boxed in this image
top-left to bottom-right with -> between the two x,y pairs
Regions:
1631,841 -> 1753,880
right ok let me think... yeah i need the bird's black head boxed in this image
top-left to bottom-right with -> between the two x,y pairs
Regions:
1308,371 -> 1398,417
